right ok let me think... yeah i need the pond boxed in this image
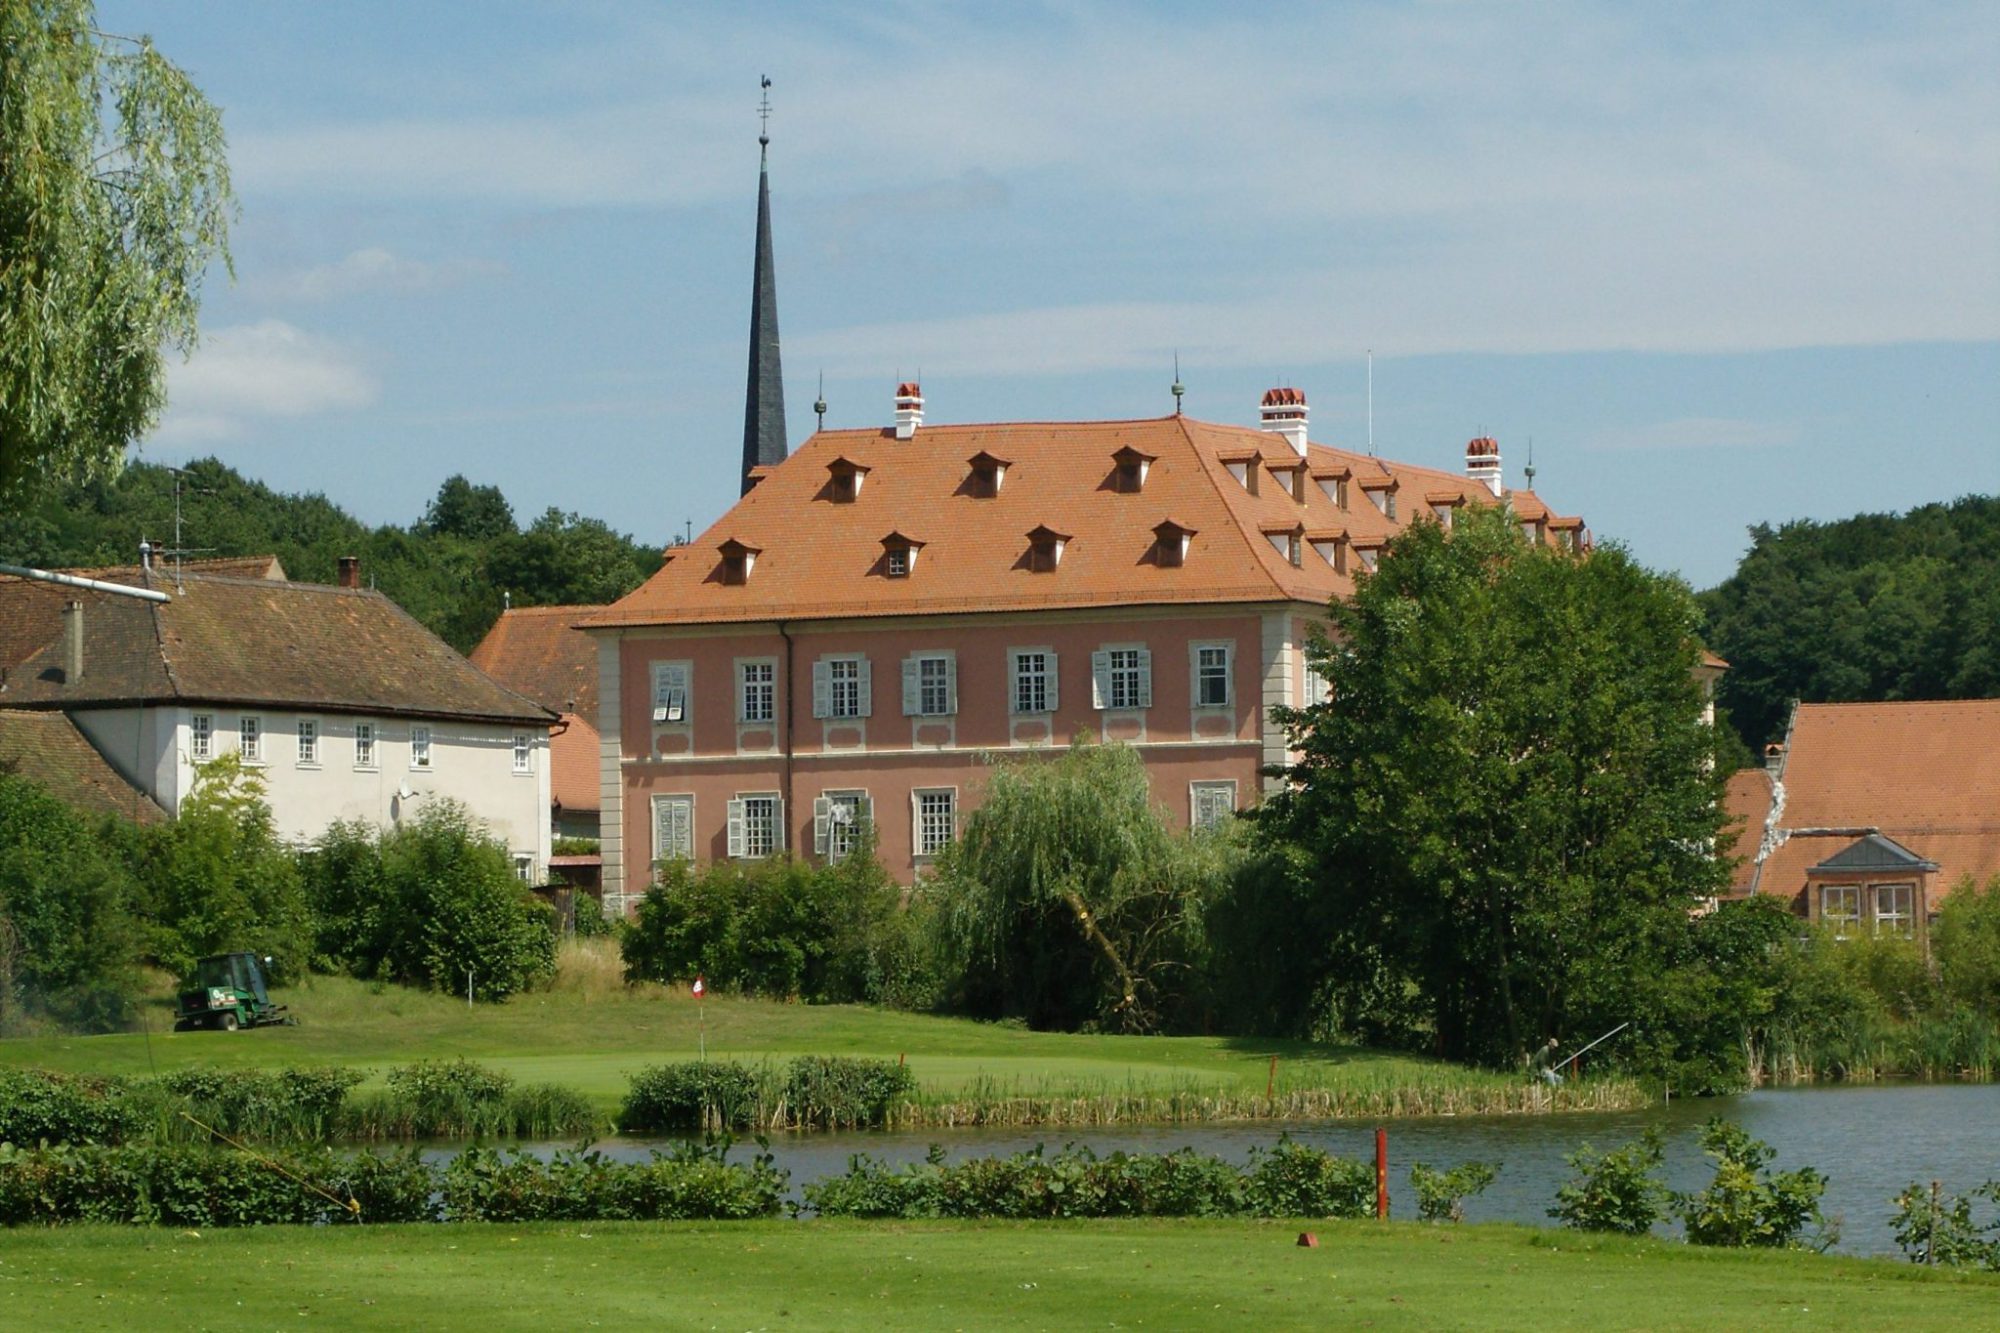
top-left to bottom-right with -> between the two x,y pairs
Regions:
503,1083 -> 2000,1256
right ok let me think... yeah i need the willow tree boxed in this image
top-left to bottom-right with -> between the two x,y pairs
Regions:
930,741 -> 1226,1033
1,0 -> 234,495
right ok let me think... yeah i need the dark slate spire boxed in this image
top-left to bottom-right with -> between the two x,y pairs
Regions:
740,77 -> 787,495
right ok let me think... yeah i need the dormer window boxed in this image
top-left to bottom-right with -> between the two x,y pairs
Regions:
1426,492 -> 1464,529
966,450 -> 1010,497
1268,461 -> 1306,502
717,538 -> 761,585
1025,524 -> 1071,573
1261,522 -> 1304,568
1353,538 -> 1384,572
1361,478 -> 1398,520
1308,529 -> 1347,573
1152,519 -> 1196,568
826,457 -> 870,503
1217,448 -> 1261,495
1111,446 -> 1155,494
880,531 -> 925,578
1313,466 -> 1351,509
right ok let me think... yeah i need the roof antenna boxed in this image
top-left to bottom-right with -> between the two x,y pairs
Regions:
814,371 -> 827,432
1366,349 -> 1374,456
1171,352 -> 1184,416
1524,436 -> 1536,489
757,75 -> 771,165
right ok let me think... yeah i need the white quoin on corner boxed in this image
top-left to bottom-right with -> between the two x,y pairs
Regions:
894,381 -> 924,440
1259,387 -> 1308,457
1465,436 -> 1502,497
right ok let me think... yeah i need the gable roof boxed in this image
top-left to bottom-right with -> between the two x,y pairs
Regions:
1724,700 -> 2000,903
0,709 -> 166,824
1808,832 -> 1940,876
469,606 -> 601,717
0,571 -> 552,727
0,557 -> 287,670
585,413 -> 1584,630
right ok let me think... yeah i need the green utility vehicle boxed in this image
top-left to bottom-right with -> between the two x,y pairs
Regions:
173,952 -> 293,1031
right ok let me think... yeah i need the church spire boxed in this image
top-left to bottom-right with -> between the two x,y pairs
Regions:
740,76 -> 788,495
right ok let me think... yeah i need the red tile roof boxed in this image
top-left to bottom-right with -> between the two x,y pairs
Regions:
1725,701 -> 2000,903
470,605 -> 602,717
0,709 -> 167,823
585,414 -> 1583,630
550,711 -> 600,815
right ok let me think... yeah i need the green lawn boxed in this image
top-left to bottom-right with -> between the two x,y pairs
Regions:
0,968 -> 1626,1119
3,1219 -> 1991,1331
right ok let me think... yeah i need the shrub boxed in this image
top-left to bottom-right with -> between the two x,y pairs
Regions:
161,1065 -> 363,1142
781,1056 -> 916,1129
1675,1119 -> 1829,1249
0,774 -> 143,1031
342,1059 -> 602,1140
1890,1180 -> 2000,1269
1245,1138 -> 1375,1219
0,1070 -> 144,1146
1411,1160 -> 1499,1223
621,1062 -> 766,1133
1935,876 -> 2000,1016
1550,1129 -> 1668,1234
438,1142 -> 786,1222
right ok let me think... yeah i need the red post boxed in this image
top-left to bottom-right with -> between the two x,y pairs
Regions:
1375,1127 -> 1389,1220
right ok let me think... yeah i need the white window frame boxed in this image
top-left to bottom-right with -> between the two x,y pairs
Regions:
512,854 -> 535,884
1010,648 -> 1058,715
189,712 -> 213,762
738,658 -> 777,724
885,547 -> 910,578
1302,656 -> 1332,707
1874,882 -> 1915,938
1821,884 -> 1860,938
902,652 -> 957,717
1190,780 -> 1238,830
813,789 -> 871,863
651,661 -> 691,725
239,715 -> 265,764
913,787 -> 957,858
354,721 -> 377,770
1192,643 -> 1232,709
652,793 -> 695,867
1091,645 -> 1153,711
727,792 -> 784,859
813,655 -> 872,720
410,724 -> 433,770
512,732 -> 533,773
296,718 -> 320,768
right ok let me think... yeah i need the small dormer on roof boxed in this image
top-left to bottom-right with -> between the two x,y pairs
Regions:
1024,524 -> 1072,573
1259,519 -> 1305,568
1306,527 -> 1348,573
1111,445 -> 1156,493
1216,444 -> 1263,495
1359,473 -> 1399,520
1151,518 -> 1197,568
1310,462 -> 1352,508
744,464 -> 777,492
1425,490 -> 1466,528
1350,534 -> 1386,571
716,538 -> 762,585
1266,455 -> 1307,502
966,449 -> 1011,497
1258,386 -> 1309,457
825,455 -> 871,502
880,530 -> 925,578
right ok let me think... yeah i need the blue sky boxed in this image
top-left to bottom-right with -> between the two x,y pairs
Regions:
107,1 -> 1997,589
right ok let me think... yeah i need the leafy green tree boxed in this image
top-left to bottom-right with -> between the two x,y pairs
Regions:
1,0 -> 234,495
1935,876 -> 2000,1016
1262,505 -> 1731,1066
419,475 -> 515,542
0,771 -> 141,1030
1675,1119 -> 1829,1249
930,741 -> 1226,1033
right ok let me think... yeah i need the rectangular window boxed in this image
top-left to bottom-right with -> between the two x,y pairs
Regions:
915,789 -> 956,857
410,724 -> 432,770
1821,885 -> 1860,938
1302,657 -> 1332,706
1011,649 -> 1057,714
354,722 -> 376,769
1092,647 -> 1152,711
513,854 -> 535,884
903,653 -> 957,717
1874,883 -> 1915,938
1190,780 -> 1238,830
1195,645 -> 1232,708
1385,492 -> 1398,521
813,656 -> 871,720
652,793 -> 694,866
190,713 -> 213,761
728,793 -> 783,859
297,719 -> 319,767
513,733 -> 532,773
651,662 -> 690,724
239,716 -> 263,763
814,790 -> 870,863
739,660 -> 775,724
885,547 -> 910,578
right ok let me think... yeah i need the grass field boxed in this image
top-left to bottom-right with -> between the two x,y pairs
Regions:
3,1218 -> 1992,1331
0,949 -> 1638,1124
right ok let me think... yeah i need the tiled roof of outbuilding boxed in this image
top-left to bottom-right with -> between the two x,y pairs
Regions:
0,709 -> 167,823
470,606 -> 601,717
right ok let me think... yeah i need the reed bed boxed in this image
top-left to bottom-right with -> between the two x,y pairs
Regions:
1745,1013 -> 2000,1088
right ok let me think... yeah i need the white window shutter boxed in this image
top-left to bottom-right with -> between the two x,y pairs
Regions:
1091,650 -> 1111,710
857,657 -> 873,717
812,661 -> 831,719
944,657 -> 958,714
1046,652 -> 1060,713
774,796 -> 786,851
902,658 -> 920,715
726,799 -> 746,858
653,797 -> 670,862
1137,648 -> 1154,708
855,794 -> 871,829
813,797 -> 832,855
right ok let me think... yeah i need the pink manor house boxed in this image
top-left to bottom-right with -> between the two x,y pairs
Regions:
579,383 -> 1584,914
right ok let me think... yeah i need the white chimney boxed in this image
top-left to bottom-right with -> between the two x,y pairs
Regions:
1465,436 -> 1502,497
1259,387 -> 1309,457
893,381 -> 924,440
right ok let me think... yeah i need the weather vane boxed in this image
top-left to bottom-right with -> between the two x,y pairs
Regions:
758,75 -> 772,154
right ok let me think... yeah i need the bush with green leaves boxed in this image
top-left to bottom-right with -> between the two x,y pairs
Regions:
0,1070 -> 146,1146
781,1056 -> 917,1130
437,1141 -> 786,1222
159,1065 -> 362,1142
620,1062 -> 768,1133
1411,1160 -> 1499,1223
619,1057 -> 916,1133
1674,1119 -> 1830,1250
1550,1129 -> 1669,1234
342,1058 -> 601,1140
0,1142 -> 431,1227
1935,876 -> 2000,1017
1890,1180 -> 2000,1269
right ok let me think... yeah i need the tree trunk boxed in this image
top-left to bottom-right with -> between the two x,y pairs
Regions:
1061,890 -> 1146,1028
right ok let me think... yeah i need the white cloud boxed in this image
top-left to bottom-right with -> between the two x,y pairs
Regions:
152,320 -> 377,443
1582,418 -> 1802,453
255,247 -> 504,302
